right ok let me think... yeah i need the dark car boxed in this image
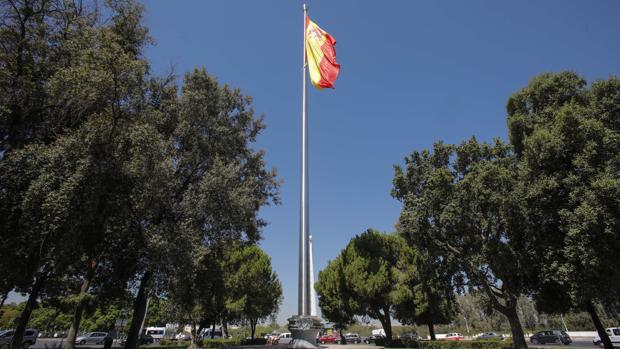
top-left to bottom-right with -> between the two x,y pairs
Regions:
344,333 -> 361,344
119,334 -> 154,346
530,330 -> 570,345
551,330 -> 571,345
399,333 -> 418,341
363,334 -> 385,344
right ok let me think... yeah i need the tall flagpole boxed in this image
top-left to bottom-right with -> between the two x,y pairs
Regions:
288,4 -> 324,346
298,2 -> 310,317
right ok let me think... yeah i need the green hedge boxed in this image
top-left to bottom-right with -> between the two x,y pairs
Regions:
202,338 -> 242,349
240,338 -> 268,345
159,339 -> 191,346
379,339 -> 516,349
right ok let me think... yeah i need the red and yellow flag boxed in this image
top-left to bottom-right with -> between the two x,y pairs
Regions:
305,16 -> 340,89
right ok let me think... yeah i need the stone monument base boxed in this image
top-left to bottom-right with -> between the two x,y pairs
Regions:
287,315 -> 323,349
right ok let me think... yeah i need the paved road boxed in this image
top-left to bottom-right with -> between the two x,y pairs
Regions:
530,340 -> 597,349
32,338 -> 121,349
32,339 -> 600,349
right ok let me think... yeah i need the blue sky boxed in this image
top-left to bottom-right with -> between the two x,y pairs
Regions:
139,1 -> 620,323
8,0 -> 620,324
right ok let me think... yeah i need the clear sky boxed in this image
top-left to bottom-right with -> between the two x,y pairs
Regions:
10,1 -> 618,324
139,0 -> 620,323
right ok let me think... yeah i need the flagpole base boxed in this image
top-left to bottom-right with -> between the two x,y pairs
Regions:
287,315 -> 322,349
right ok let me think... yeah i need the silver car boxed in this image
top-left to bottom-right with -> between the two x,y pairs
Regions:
476,332 -> 504,340
0,329 -> 39,349
75,332 -> 108,345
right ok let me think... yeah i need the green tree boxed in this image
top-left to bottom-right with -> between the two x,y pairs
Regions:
0,1 -> 151,348
506,72 -> 620,349
393,248 -> 456,340
314,255 -> 355,344
316,229 -> 413,341
224,245 -> 282,340
142,69 -> 279,349
394,139 -> 534,349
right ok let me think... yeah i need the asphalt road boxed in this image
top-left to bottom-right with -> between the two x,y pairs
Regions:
530,340 -> 598,349
32,339 -> 600,349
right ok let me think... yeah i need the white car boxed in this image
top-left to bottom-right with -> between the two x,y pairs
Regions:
593,328 -> 620,347
276,333 -> 293,345
175,333 -> 192,341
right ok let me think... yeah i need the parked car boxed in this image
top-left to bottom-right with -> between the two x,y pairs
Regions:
275,332 -> 293,345
344,333 -> 361,344
266,332 -> 281,344
318,334 -> 340,344
475,332 -> 504,340
143,327 -> 166,342
201,328 -> 224,339
593,327 -> 620,347
399,333 -> 418,341
363,334 -> 385,344
551,330 -> 571,345
119,334 -> 154,346
530,330 -> 569,345
445,333 -> 464,341
75,332 -> 108,345
175,332 -> 192,341
0,329 -> 38,349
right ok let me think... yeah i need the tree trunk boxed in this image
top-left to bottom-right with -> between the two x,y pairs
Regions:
250,318 -> 256,340
124,271 -> 152,349
428,322 -> 436,341
222,321 -> 229,338
11,274 -> 45,349
587,300 -> 613,349
0,289 -> 9,308
505,305 -> 528,349
210,323 -> 215,339
189,320 -> 200,349
339,329 -> 345,345
377,311 -> 393,345
0,289 -> 9,319
66,259 -> 98,349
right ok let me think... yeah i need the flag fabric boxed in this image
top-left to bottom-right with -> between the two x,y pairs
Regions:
305,16 -> 340,89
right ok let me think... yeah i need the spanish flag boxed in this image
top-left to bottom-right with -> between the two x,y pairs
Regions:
305,16 -> 340,89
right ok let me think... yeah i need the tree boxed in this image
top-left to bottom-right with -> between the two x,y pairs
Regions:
393,139 -> 534,349
316,229 -> 413,341
314,255 -> 355,344
393,248 -> 456,340
506,72 -> 620,349
0,2 -> 154,348
141,68 -> 279,349
224,245 -> 282,340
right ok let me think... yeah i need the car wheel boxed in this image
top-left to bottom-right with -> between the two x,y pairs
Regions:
79,340 -> 86,345
320,341 -> 325,344
21,342 -> 31,349
532,339 -> 539,344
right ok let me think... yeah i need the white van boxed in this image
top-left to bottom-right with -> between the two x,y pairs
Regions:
143,327 -> 166,342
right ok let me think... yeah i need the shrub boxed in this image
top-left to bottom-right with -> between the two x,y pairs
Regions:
380,339 -> 516,349
240,338 -> 268,345
202,338 -> 242,349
